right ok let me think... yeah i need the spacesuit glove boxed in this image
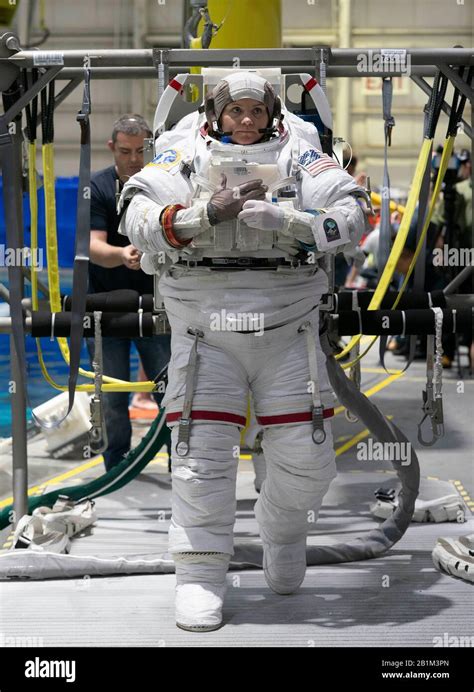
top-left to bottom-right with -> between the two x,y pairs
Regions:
238,200 -> 285,231
207,174 -> 268,225
239,202 -> 330,246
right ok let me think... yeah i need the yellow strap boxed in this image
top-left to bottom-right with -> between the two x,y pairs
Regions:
190,37 -> 202,50
39,0 -> 46,31
335,137 -> 433,363
339,136 -> 453,373
189,36 -> 203,102
29,143 -> 39,312
393,135 -> 455,306
42,144 -> 61,312
31,143 -> 156,392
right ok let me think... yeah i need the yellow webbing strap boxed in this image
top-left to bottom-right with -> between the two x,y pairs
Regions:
335,137 -> 434,365
31,143 -> 155,392
42,143 -> 61,312
338,135 -> 453,372
39,0 -> 46,31
189,37 -> 203,101
371,137 -> 456,375
393,135 -> 455,305
29,143 -> 39,312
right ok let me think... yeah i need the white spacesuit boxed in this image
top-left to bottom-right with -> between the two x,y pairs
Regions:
120,71 -> 369,631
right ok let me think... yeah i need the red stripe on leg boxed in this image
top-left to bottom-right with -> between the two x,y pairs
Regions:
256,408 -> 334,426
166,410 -> 247,426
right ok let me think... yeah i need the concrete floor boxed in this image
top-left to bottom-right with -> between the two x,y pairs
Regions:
0,344 -> 472,646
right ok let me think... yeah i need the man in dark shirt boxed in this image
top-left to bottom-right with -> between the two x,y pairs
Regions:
87,114 -> 171,471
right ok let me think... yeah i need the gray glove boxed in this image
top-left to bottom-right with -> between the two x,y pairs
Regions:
207,174 -> 268,226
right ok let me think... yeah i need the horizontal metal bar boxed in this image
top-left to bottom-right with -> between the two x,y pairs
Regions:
22,267 -> 50,298
59,67 -> 159,79
322,66 -> 440,77
446,294 -> 474,309
5,47 -> 474,69
54,65 -> 441,80
8,48 -> 307,67
0,315 -> 170,335
1,300 -> 472,335
330,48 -> 474,66
21,297 -> 50,311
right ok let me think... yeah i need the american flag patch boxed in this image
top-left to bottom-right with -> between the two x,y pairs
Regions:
298,149 -> 340,177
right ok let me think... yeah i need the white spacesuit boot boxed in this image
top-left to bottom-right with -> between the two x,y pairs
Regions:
174,552 -> 231,631
260,533 -> 307,596
168,420 -> 240,631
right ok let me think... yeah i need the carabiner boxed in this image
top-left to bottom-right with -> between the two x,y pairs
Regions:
417,411 -> 439,447
345,408 -> 359,424
88,396 -> 108,455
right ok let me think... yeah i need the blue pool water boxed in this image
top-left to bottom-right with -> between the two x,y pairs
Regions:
0,271 -> 140,438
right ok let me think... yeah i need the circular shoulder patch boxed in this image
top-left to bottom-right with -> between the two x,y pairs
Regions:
323,217 -> 341,242
148,149 -> 182,169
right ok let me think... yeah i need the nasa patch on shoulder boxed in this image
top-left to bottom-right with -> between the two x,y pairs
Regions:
313,209 -> 349,251
147,148 -> 182,171
298,148 -> 339,177
323,216 -> 342,242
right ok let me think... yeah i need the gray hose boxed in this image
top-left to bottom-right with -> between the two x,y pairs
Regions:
233,338 -> 420,569
0,338 -> 420,578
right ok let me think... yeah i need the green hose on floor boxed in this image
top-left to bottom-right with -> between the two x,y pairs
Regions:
0,409 -> 171,531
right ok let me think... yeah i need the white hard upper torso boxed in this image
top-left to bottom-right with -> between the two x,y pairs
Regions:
121,111 -> 362,329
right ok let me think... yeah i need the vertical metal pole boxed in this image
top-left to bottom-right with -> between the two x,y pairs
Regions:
0,119 -> 28,526
10,338 -> 28,525
15,0 -> 32,48
132,0 -> 148,118
336,0 -> 351,142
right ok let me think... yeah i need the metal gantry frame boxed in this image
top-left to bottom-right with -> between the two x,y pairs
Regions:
0,37 -> 472,524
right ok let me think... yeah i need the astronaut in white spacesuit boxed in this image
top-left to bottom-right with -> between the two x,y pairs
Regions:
120,71 -> 368,631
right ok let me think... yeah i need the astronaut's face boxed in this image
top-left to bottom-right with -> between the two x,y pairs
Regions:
220,98 -> 270,145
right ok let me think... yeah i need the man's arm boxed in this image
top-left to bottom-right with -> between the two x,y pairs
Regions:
90,230 -> 141,270
90,230 -> 123,267
89,176 -> 142,271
